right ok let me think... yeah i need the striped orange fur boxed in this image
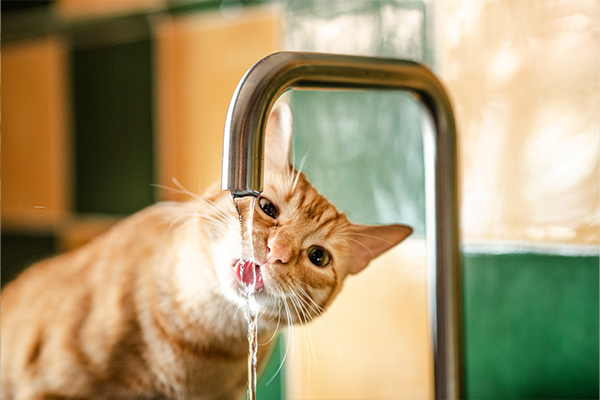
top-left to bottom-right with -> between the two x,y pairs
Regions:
1,104 -> 411,400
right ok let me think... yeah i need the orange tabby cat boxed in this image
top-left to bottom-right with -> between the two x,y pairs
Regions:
1,104 -> 412,400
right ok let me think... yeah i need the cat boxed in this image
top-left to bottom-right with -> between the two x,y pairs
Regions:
0,103 -> 412,400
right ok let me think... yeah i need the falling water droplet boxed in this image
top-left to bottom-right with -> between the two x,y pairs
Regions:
232,194 -> 259,400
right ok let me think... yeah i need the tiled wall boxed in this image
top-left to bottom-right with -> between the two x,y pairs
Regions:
440,2 -> 599,397
2,1 -> 598,399
441,0 -> 599,246
463,251 -> 598,399
1,4 -> 284,399
283,1 -> 435,399
283,0 -> 598,399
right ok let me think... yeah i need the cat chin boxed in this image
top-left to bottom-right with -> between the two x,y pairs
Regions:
219,265 -> 283,318
220,283 -> 280,323
217,260 -> 261,307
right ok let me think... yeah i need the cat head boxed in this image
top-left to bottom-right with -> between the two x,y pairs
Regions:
215,103 -> 412,326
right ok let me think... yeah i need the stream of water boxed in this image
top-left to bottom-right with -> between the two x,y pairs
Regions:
232,195 -> 259,400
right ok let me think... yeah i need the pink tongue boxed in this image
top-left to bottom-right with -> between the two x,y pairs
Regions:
235,260 -> 264,292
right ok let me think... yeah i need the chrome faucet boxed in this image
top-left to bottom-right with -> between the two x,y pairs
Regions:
221,51 -> 463,399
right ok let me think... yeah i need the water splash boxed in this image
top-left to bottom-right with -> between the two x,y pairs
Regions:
244,289 -> 259,400
233,195 -> 257,264
232,194 -> 259,400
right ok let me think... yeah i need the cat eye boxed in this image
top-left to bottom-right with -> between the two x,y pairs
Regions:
307,245 -> 331,268
258,197 -> 279,219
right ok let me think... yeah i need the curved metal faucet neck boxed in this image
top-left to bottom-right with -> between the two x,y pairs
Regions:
222,52 -> 452,195
221,51 -> 463,399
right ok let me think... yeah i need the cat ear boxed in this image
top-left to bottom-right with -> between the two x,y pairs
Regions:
347,224 -> 413,274
265,102 -> 293,170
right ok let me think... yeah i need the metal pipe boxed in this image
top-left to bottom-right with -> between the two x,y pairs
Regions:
221,51 -> 463,399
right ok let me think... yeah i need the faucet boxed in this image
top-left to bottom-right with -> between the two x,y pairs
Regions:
221,51 -> 463,399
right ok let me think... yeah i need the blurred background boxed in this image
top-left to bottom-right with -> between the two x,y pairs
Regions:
2,0 -> 598,399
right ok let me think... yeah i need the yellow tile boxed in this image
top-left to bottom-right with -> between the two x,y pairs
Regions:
155,6 -> 282,200
286,239 -> 434,400
1,37 -> 71,226
440,0 -> 599,245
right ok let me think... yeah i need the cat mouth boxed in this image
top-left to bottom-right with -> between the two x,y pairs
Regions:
234,260 -> 264,292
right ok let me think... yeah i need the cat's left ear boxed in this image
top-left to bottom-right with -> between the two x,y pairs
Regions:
347,224 -> 413,274
265,102 -> 293,170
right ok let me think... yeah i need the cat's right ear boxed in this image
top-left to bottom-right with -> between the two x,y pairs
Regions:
265,102 -> 293,170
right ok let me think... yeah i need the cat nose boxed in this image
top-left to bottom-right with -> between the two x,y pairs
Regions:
266,233 -> 293,264
266,243 -> 290,264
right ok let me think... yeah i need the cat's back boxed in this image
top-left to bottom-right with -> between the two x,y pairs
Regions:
0,201 -> 202,400
1,201 -> 193,318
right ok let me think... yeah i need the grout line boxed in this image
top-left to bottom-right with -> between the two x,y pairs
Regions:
460,239 -> 599,257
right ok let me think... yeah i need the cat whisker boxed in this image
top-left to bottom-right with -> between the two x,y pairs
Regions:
287,287 -> 319,371
280,297 -> 296,357
150,178 -> 203,202
258,293 -> 283,333
260,284 -> 284,343
292,294 -> 312,324
263,293 -> 290,386
344,232 -> 400,246
341,236 -> 377,258
284,163 -> 295,191
196,206 -> 236,229
285,281 -> 318,324
295,295 -> 320,322
292,280 -> 355,359
162,212 -> 196,234
195,216 -> 238,239
292,284 -> 350,373
197,197 -> 237,223
162,206 -> 237,243
150,184 -> 198,202
285,297 -> 297,365
291,148 -> 310,192
270,300 -> 284,338
170,177 -> 203,201
264,335 -> 290,387
293,283 -> 324,316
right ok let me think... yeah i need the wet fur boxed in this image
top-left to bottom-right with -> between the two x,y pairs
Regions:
1,104 -> 411,400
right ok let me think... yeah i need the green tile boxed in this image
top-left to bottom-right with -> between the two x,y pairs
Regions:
285,0 -> 433,236
72,39 -> 155,215
291,91 -> 426,234
257,334 -> 286,400
1,232 -> 57,286
238,334 -> 285,400
463,252 -> 599,399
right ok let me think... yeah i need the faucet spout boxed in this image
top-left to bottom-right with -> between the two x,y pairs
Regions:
221,51 -> 462,399
222,52 -> 451,195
